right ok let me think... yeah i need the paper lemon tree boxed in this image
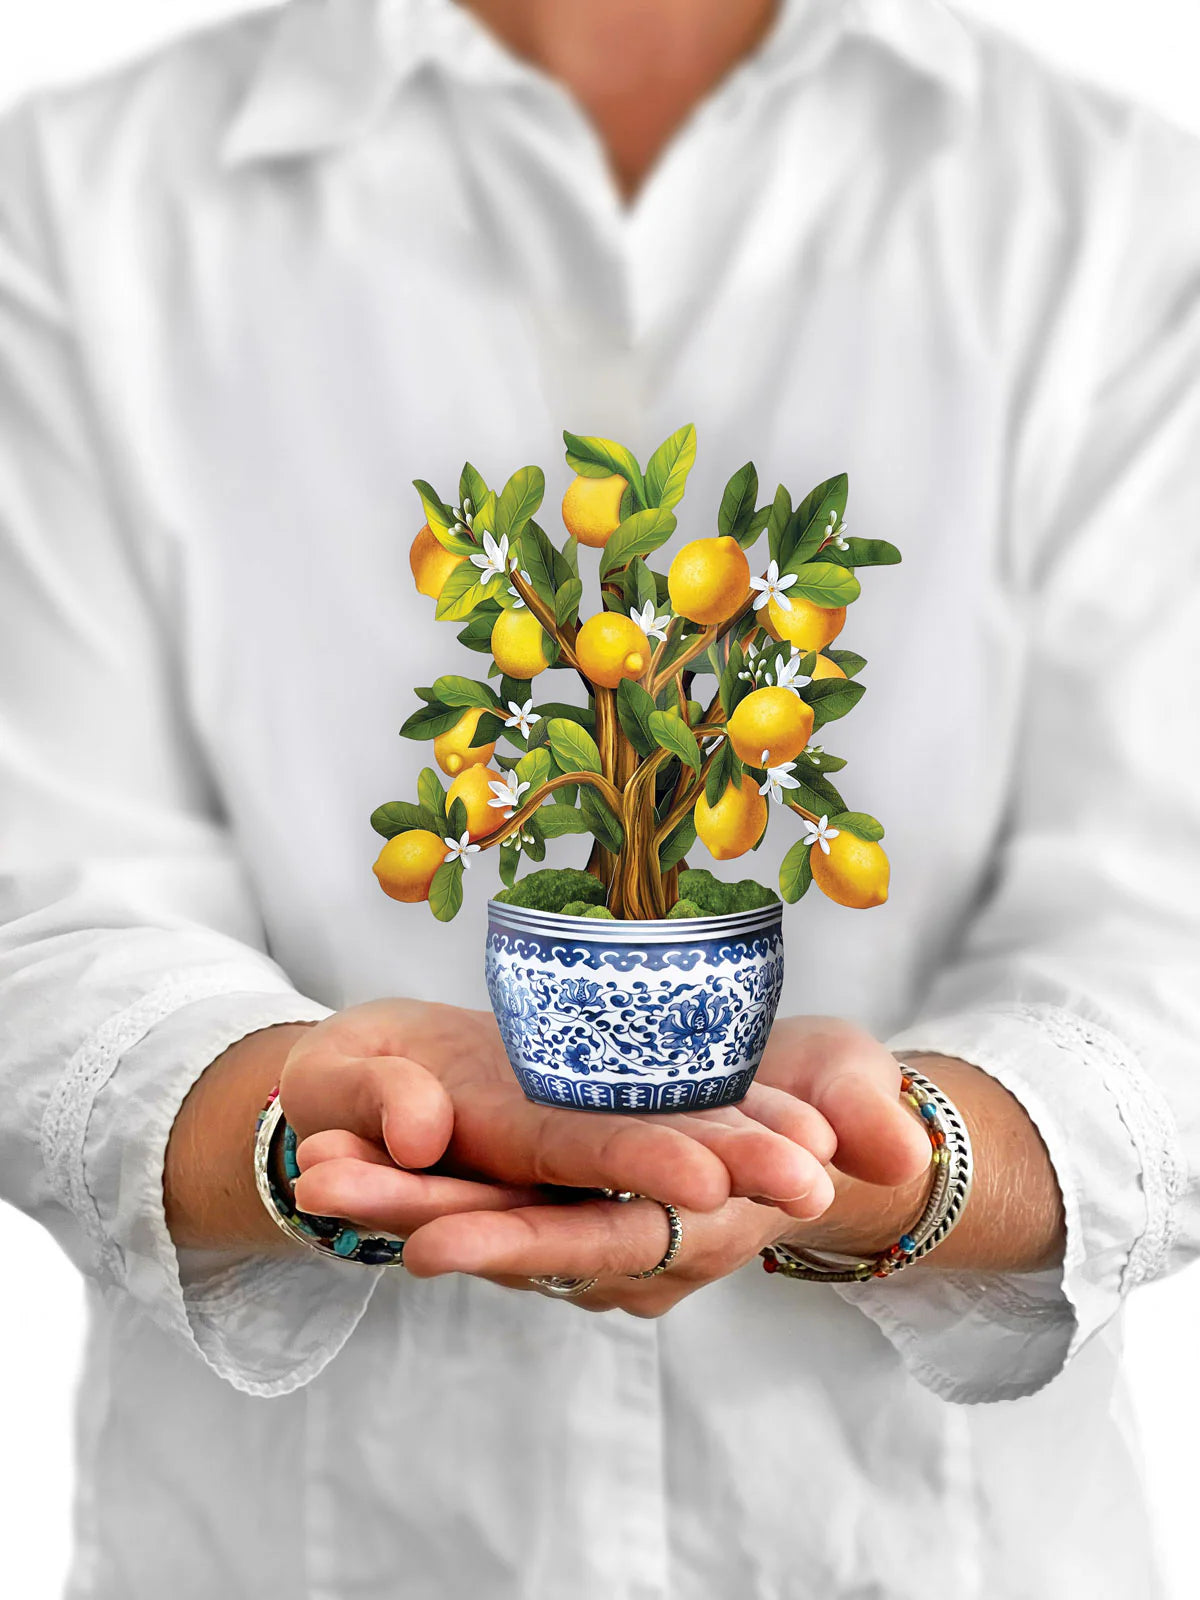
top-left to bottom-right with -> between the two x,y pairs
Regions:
371,427 -> 898,921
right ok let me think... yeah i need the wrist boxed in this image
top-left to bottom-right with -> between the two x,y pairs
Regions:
164,1021 -> 318,1252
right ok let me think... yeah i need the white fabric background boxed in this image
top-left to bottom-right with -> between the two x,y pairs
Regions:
0,3 -> 1196,1595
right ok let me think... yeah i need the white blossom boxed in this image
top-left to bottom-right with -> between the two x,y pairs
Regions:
443,830 -> 481,868
468,529 -> 510,583
801,814 -> 841,854
773,647 -> 812,692
487,771 -> 531,819
748,560 -> 797,613
757,752 -> 803,806
630,600 -> 671,642
827,511 -> 850,552
502,699 -> 540,739
737,640 -> 763,683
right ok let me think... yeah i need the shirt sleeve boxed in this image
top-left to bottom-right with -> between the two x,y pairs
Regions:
833,110 -> 1200,1404
0,99 -> 380,1399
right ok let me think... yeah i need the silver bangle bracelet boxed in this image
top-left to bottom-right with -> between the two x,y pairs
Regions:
761,1064 -> 974,1284
253,1089 -> 407,1267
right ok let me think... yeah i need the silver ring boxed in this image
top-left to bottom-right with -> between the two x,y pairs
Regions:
624,1196 -> 684,1280
530,1274 -> 598,1298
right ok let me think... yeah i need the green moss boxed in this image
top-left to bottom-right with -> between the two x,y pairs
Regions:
676,868 -> 779,915
492,868 -> 607,913
666,899 -> 704,919
559,900 -> 616,919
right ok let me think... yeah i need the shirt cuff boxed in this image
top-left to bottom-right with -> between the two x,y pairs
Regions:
832,1001 -> 1185,1404
72,984 -> 386,1398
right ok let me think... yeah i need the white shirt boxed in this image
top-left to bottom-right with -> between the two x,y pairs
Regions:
2,1 -> 1199,1594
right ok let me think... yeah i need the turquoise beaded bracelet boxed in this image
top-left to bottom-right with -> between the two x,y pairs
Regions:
253,1088 -> 407,1267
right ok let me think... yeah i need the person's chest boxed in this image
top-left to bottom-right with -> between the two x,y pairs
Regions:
70,73 -> 1060,1025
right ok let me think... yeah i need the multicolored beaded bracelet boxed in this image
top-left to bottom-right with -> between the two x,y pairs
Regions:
253,1088 -> 407,1267
759,1064 -> 974,1284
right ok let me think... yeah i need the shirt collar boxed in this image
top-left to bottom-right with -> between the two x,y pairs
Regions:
220,0 -> 978,167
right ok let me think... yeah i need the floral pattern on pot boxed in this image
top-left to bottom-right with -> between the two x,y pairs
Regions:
485,907 -> 785,1113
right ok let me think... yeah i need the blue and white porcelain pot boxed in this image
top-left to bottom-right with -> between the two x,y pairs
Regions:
485,901 -> 785,1113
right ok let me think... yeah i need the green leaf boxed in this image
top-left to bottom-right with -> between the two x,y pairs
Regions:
495,465 -> 546,543
471,712 -> 506,746
648,709 -> 702,776
779,840 -> 813,903
554,577 -> 583,628
659,815 -> 697,872
498,844 -> 519,888
547,717 -> 603,775
418,767 -> 447,824
782,562 -> 861,606
520,814 -> 547,862
781,474 -> 849,570
400,702 -> 464,740
457,610 -> 499,654
718,461 -> 758,542
531,701 -> 594,731
433,675 -> 500,710
831,811 -> 885,841
578,785 -> 624,853
738,504 -> 772,550
370,801 -> 446,839
560,533 -> 580,580
598,506 -> 677,578
537,807 -> 591,838
429,858 -> 464,922
766,484 -> 792,565
802,749 -> 847,773
799,677 -> 866,729
828,537 -> 901,568
644,423 -> 696,511
434,561 -> 502,622
458,462 -> 489,515
446,797 -> 467,838
516,517 -> 569,602
719,643 -> 749,716
616,678 -> 659,757
823,648 -> 867,679
786,771 -> 847,817
626,557 -> 659,615
413,478 -> 473,553
516,746 -> 553,792
562,430 -> 646,507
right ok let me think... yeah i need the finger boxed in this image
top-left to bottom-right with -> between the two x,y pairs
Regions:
761,1019 -> 929,1186
295,1129 -> 395,1170
736,1082 -> 838,1163
292,1157 -> 544,1234
637,1102 -> 834,1210
447,1084 -> 733,1212
400,1196 -> 678,1281
281,1033 -> 453,1170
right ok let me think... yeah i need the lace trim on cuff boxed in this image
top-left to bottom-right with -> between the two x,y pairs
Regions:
39,966 -> 301,1281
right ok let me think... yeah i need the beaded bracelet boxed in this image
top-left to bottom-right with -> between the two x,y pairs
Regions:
760,1064 -> 973,1284
253,1088 -> 407,1267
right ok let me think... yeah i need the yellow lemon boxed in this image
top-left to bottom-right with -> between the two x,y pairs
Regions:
576,612 -> 651,689
409,522 -> 465,601
434,707 -> 497,777
766,594 -> 846,652
694,776 -> 768,861
726,686 -> 814,767
811,654 -> 846,680
562,473 -> 627,548
491,608 -> 550,678
372,830 -> 447,903
668,537 -> 752,625
811,830 -> 890,909
447,765 -> 505,842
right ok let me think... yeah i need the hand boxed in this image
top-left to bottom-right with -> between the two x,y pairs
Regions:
283,999 -> 841,1234
336,1013 -> 934,1311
